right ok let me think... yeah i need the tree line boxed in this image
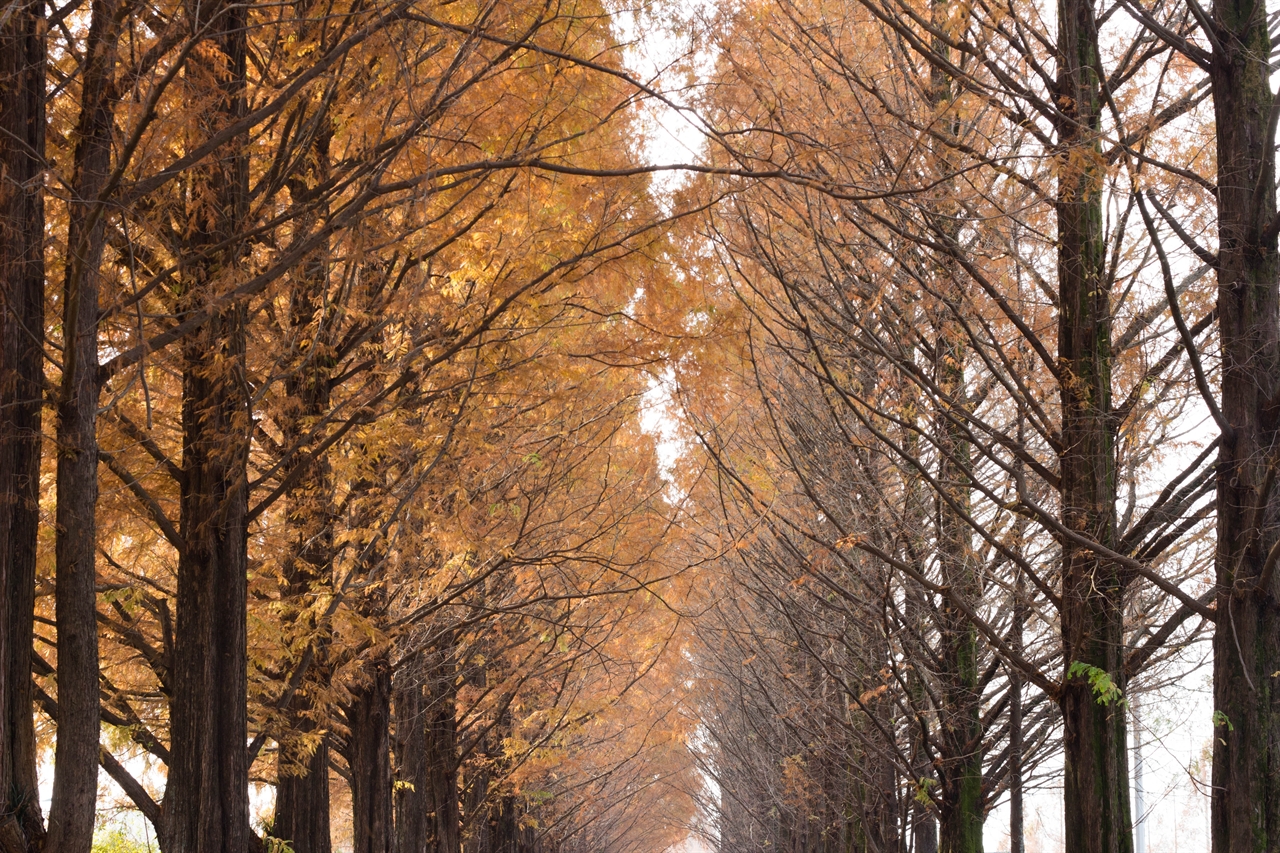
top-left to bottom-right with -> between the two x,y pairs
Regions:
670,0 -> 1278,850
0,0 -> 698,851
5,0 -> 1280,850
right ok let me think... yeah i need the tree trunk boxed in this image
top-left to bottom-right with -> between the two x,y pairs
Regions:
488,796 -> 523,853
913,811 -> 938,853
462,763 -> 491,853
860,627 -> 901,853
394,656 -> 432,853
898,399 -> 938,853
935,534 -> 983,853
274,736 -> 331,853
427,641 -> 462,853
44,2 -> 122,848
934,254 -> 983,853
0,0 -> 46,845
349,655 -> 394,853
1054,0 -> 1130,849
272,173 -> 335,853
394,639 -> 461,853
925,13 -> 985,848
1208,0 -> 1280,848
1009,577 -> 1025,853
163,2 -> 252,849
164,302 -> 251,853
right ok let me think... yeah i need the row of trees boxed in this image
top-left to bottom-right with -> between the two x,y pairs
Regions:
670,0 -> 1278,849
7,0 -> 1280,849
0,0 -> 697,851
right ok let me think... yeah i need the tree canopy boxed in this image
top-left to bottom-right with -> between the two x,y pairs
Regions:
0,0 -> 1273,850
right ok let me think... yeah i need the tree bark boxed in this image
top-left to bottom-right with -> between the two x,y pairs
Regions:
272,157 -> 335,853
274,730 -> 331,853
936,365 -> 984,853
394,656 -> 431,853
1054,0 -> 1131,849
163,2 -> 252,849
487,796 -> 520,853
164,298 -> 252,853
1208,0 -> 1280,848
0,0 -> 46,845
898,399 -> 939,853
394,640 -> 462,853
44,2 -> 122,849
349,655 -> 394,853
913,811 -> 938,853
426,642 -> 462,853
1009,576 -> 1026,853
933,200 -> 984,853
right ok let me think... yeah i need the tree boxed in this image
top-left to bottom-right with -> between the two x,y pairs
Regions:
0,0 -> 46,845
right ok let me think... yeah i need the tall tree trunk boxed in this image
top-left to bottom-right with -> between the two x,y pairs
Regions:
925,0 -> 985,837
348,655 -> 394,853
913,807 -> 938,853
165,298 -> 251,853
394,639 -> 461,853
0,0 -> 46,845
1054,0 -> 1130,847
489,795 -> 525,853
898,392 -> 938,853
935,345 -> 983,853
1208,0 -> 1280,847
462,758 -> 491,853
426,641 -> 461,853
1009,574 -> 1026,853
932,150 -> 983,852
906,587 -> 938,851
44,2 -> 123,849
865,720 -> 901,852
273,735 -> 331,853
163,2 -> 252,850
272,146 -> 335,853
488,796 -> 519,853
394,655 -> 431,853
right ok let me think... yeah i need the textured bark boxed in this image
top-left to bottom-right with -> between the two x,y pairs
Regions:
862,712 -> 901,853
274,733 -> 331,853
394,642 -> 461,853
0,0 -> 46,844
933,205 -> 984,853
1054,0 -> 1130,847
487,796 -> 520,853
858,622 -> 901,853
426,644 -> 462,853
1208,0 -> 1280,848
462,761 -> 490,853
44,2 -> 122,849
913,811 -> 939,853
935,377 -> 983,853
394,658 -> 432,853
896,411 -> 938,853
163,2 -> 252,849
1009,580 -> 1026,853
349,656 -> 394,853
900,31 -> 986,826
272,163 -> 335,853
164,300 -> 251,853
